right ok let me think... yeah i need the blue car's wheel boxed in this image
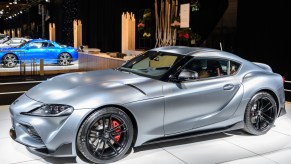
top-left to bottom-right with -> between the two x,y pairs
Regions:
77,107 -> 134,163
244,92 -> 277,135
58,53 -> 72,66
2,54 -> 18,68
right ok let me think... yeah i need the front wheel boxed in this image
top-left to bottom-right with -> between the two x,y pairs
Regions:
244,92 -> 277,135
2,54 -> 18,68
58,53 -> 72,66
77,107 -> 134,163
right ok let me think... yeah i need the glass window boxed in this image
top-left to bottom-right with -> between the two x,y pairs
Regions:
47,43 -> 55,47
230,61 -> 240,75
184,58 -> 231,79
29,42 -> 43,48
119,51 -> 182,79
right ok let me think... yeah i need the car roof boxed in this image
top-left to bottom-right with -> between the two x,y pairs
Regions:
30,39 -> 53,42
151,46 -> 245,62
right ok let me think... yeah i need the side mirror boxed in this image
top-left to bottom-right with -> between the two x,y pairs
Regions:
178,69 -> 199,81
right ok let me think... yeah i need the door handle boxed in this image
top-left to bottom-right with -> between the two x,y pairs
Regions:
223,84 -> 234,90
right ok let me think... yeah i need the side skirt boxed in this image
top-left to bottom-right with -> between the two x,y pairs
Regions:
142,121 -> 244,146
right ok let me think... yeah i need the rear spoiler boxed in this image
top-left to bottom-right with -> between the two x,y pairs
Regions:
252,62 -> 273,73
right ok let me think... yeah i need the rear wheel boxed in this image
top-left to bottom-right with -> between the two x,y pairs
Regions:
244,92 -> 277,135
2,54 -> 18,68
77,107 -> 134,163
58,53 -> 72,66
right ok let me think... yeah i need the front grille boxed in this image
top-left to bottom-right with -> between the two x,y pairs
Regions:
19,124 -> 44,143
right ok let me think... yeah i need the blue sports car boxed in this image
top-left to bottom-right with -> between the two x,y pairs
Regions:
0,39 -> 78,68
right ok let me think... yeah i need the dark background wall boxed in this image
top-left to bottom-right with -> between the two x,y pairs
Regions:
235,0 -> 291,79
1,0 -> 291,80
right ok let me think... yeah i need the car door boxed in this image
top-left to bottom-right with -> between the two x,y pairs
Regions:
163,57 -> 242,135
43,42 -> 59,63
25,42 -> 47,60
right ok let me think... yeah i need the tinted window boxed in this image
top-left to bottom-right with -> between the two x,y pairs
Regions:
184,58 -> 230,79
230,61 -> 240,75
48,43 -> 55,47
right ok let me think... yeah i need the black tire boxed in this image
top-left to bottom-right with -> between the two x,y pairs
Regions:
77,107 -> 134,163
58,52 -> 72,66
244,92 -> 277,135
2,53 -> 18,68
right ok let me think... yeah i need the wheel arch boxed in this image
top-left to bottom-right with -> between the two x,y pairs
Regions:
256,89 -> 279,115
75,104 -> 139,150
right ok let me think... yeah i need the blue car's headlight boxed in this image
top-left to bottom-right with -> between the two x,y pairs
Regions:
22,104 -> 74,117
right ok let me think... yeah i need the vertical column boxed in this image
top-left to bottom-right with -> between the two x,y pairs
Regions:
17,28 -> 22,37
129,13 -> 136,51
122,12 -> 136,54
74,19 -> 82,48
11,29 -> 15,37
49,23 -> 56,41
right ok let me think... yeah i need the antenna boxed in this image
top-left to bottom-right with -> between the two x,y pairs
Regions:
219,42 -> 223,51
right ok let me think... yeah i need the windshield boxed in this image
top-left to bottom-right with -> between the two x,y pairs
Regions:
118,51 -> 182,79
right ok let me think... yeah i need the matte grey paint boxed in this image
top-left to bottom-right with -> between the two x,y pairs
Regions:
9,46 -> 285,157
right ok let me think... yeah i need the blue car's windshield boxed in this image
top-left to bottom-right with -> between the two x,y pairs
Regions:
119,51 -> 183,79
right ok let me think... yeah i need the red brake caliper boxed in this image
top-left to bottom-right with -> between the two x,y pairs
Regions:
112,120 -> 121,142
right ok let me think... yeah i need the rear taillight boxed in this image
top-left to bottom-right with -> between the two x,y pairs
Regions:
282,76 -> 285,83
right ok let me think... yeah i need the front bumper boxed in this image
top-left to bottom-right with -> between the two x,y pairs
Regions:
9,94 -> 92,157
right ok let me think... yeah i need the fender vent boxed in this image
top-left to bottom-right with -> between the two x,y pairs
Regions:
125,84 -> 146,95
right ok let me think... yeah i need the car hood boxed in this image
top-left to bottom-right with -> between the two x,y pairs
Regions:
25,69 -> 163,108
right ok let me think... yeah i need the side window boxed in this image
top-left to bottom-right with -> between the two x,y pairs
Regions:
29,42 -> 42,48
184,58 -> 229,79
47,43 -> 55,47
230,61 -> 240,75
41,42 -> 48,47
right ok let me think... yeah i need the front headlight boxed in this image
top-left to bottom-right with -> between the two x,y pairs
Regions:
21,104 -> 74,117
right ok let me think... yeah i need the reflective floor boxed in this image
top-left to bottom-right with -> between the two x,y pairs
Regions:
1,103 -> 291,164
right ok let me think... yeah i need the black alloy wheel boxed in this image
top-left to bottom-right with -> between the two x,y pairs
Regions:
3,54 -> 18,68
244,92 -> 277,135
77,107 -> 134,163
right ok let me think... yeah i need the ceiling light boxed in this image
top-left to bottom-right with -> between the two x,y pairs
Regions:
9,3 -> 12,5
6,5 -> 9,7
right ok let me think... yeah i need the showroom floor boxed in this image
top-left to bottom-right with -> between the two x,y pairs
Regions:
1,104 -> 291,164
0,61 -> 78,73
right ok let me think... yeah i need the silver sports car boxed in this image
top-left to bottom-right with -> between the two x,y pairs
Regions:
9,46 -> 286,163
